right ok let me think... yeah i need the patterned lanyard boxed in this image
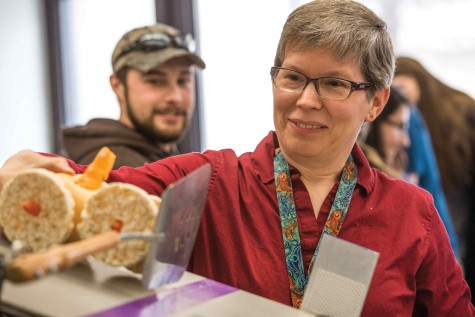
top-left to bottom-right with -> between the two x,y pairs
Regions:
274,150 -> 357,308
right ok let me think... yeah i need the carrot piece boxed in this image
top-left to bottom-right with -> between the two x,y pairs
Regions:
22,200 -> 41,217
110,219 -> 123,232
75,147 -> 116,190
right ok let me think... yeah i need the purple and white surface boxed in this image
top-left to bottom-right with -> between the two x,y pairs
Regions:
86,278 -> 237,317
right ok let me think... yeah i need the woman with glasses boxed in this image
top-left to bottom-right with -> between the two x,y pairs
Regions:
358,86 -> 411,179
0,0 -> 473,315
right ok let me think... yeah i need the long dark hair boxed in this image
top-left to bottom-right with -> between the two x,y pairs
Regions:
395,56 -> 475,192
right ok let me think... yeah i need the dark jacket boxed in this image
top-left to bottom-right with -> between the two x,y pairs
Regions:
61,118 -> 179,169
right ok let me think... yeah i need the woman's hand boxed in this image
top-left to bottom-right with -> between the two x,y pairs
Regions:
0,150 -> 75,192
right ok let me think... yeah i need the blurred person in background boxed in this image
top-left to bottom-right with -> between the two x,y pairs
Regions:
360,88 -> 410,179
394,56 -> 475,299
61,23 -> 205,169
359,86 -> 459,256
359,86 -> 411,178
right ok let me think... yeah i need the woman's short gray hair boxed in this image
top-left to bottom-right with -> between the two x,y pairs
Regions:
274,0 -> 395,96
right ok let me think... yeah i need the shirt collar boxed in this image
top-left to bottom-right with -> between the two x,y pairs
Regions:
250,131 -> 374,195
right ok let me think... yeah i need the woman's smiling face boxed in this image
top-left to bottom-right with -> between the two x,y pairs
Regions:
272,46 -> 387,162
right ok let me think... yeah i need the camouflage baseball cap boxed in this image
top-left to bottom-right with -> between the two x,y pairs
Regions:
111,23 -> 205,73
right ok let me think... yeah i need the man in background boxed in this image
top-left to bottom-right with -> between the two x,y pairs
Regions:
62,23 -> 205,169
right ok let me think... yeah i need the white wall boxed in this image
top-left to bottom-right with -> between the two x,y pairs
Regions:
63,0 -> 156,126
0,0 -> 51,166
360,0 -> 475,98
197,0 -> 308,155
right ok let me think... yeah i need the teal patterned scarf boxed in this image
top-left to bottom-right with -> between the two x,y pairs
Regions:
274,150 -> 357,308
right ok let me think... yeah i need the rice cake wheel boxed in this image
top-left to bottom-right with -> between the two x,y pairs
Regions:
0,168 -> 75,251
78,183 -> 159,268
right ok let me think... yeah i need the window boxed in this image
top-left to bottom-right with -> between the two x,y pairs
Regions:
197,0 -> 309,155
62,0 -> 156,125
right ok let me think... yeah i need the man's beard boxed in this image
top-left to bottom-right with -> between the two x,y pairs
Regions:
124,90 -> 187,144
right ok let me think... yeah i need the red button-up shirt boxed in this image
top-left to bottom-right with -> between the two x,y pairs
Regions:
71,131 -> 474,316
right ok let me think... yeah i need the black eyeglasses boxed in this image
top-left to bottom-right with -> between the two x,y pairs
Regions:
114,32 -> 196,65
270,66 -> 373,101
